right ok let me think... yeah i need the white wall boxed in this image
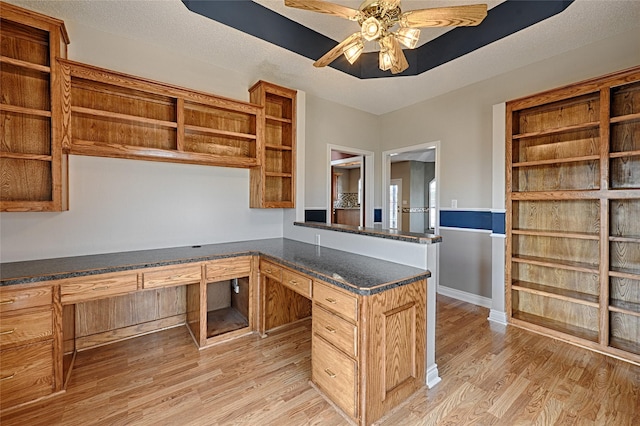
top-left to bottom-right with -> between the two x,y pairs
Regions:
0,20 -> 286,262
303,95 -> 381,209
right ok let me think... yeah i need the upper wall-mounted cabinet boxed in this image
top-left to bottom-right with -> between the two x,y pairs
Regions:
249,81 -> 296,208
58,59 -> 264,169
0,1 -> 69,212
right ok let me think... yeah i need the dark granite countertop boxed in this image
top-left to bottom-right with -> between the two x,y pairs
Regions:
294,221 -> 443,244
0,238 -> 430,296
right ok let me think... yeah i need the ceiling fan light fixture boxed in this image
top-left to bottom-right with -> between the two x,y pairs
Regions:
344,38 -> 364,64
379,48 -> 393,71
361,16 -> 382,41
396,27 -> 420,49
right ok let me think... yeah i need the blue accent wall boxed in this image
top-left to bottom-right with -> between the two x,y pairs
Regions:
374,209 -> 382,223
181,0 -> 574,79
492,213 -> 506,235
440,210 -> 506,235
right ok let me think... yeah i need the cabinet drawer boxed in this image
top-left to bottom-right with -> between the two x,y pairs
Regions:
0,286 -> 52,313
205,257 -> 251,281
312,335 -> 357,419
142,264 -> 201,289
0,308 -> 52,349
0,340 -> 54,409
313,304 -> 357,358
281,269 -> 312,299
60,272 -> 138,304
313,281 -> 359,323
260,259 -> 282,281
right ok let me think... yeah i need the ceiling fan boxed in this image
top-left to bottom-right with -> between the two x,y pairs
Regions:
284,0 -> 488,74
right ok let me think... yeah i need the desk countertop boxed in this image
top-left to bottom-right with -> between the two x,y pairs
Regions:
0,238 -> 430,296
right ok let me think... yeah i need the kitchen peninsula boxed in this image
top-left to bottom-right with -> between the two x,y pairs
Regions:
1,237 -> 432,425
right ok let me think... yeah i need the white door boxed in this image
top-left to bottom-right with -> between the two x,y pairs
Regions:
389,179 -> 402,230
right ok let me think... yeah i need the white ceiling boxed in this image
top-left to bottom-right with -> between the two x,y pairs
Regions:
7,0 -> 640,115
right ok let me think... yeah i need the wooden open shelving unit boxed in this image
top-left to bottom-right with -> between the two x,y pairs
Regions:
0,1 -> 69,212
506,66 -> 640,364
58,59 -> 264,169
249,80 -> 296,208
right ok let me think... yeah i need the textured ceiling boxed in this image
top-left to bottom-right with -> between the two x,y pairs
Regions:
6,0 -> 640,115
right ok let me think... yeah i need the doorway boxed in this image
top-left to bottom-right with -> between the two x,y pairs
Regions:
327,145 -> 375,227
382,142 -> 440,234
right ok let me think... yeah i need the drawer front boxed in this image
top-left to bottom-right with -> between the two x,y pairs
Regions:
0,308 -> 53,349
313,281 -> 359,323
0,286 -> 52,314
312,335 -> 357,419
206,257 -> 252,281
313,304 -> 357,358
142,264 -> 201,289
0,340 -> 54,409
60,272 -> 138,304
281,269 -> 312,299
260,259 -> 282,282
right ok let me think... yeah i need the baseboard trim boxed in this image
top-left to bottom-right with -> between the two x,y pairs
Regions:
437,285 -> 492,308
426,363 -> 441,389
488,309 -> 508,325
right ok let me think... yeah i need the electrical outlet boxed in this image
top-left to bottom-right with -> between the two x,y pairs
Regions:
451,199 -> 457,208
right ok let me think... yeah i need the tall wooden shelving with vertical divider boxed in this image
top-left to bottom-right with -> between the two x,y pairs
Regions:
249,81 -> 296,208
0,1 -> 69,212
506,65 -> 640,364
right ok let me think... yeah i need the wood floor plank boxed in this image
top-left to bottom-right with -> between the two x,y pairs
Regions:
2,294 -> 638,426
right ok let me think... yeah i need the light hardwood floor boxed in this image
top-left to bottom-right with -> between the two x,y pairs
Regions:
2,295 -> 638,425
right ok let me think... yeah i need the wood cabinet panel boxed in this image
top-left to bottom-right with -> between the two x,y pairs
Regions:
281,268 -> 312,299
205,257 -> 251,282
259,259 -> 282,281
142,264 -> 201,289
0,307 -> 52,349
312,334 -> 357,419
0,285 -> 52,313
313,281 -> 358,323
0,340 -> 54,409
313,304 -> 357,358
59,272 -> 138,304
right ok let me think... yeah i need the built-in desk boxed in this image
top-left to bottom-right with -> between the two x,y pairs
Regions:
1,238 -> 430,425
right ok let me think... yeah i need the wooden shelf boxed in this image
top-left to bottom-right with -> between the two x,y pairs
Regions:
206,306 -> 249,338
610,112 -> 640,124
0,104 -> 52,118
512,280 -> 599,306
59,59 -> 262,169
511,311 -> 599,343
512,121 -> 599,140
512,155 -> 600,168
609,268 -> 640,280
71,106 -> 178,129
249,81 -> 296,209
265,144 -> 293,151
609,300 -> 640,316
266,115 -> 292,124
512,255 -> 599,273
0,152 -> 52,162
610,150 -> 640,159
184,124 -> 256,140
0,55 -> 50,73
512,229 -> 599,240
507,66 -> 640,364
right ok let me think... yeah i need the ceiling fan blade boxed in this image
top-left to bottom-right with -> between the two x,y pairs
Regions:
400,4 -> 488,28
387,36 -> 409,74
284,0 -> 361,20
314,32 -> 363,68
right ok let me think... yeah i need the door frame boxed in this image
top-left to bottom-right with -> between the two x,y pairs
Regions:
389,178 -> 403,230
381,141 -> 441,233
326,145 -> 375,227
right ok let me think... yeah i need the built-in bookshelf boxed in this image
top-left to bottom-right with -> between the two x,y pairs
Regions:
506,66 -> 640,364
